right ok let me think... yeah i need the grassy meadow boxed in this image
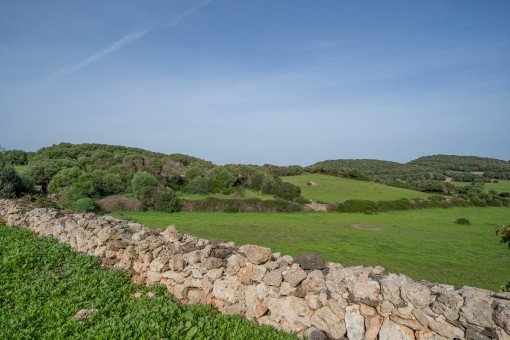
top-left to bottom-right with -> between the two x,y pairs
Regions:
179,189 -> 274,201
485,179 -> 510,193
111,207 -> 510,291
281,174 -> 429,203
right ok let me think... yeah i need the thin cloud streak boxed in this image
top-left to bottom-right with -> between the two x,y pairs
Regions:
47,0 -> 212,85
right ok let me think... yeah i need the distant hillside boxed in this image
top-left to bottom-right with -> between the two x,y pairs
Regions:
408,155 -> 510,179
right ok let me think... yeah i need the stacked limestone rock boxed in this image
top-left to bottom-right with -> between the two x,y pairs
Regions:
0,198 -> 509,340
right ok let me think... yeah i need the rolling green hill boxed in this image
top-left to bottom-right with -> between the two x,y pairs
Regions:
281,174 -> 429,203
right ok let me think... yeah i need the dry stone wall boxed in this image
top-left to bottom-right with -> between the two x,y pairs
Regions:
0,198 -> 509,340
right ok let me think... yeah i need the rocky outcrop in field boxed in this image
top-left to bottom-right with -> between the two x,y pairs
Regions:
0,199 -> 508,340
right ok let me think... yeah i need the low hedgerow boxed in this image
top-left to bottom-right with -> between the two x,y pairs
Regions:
0,222 -> 298,339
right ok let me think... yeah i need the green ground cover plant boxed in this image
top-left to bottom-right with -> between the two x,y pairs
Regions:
0,222 -> 298,339
485,179 -> 510,193
281,174 -> 429,203
111,207 -> 510,291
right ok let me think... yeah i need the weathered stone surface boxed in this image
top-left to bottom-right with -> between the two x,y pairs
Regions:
312,306 -> 346,339
243,244 -> 272,265
428,317 -> 464,339
380,274 -> 410,305
146,271 -> 162,283
244,285 -> 268,320
264,296 -> 311,330
293,253 -> 325,270
162,225 -> 181,242
390,314 -> 426,331
182,250 -> 202,265
431,290 -> 464,321
163,270 -> 185,284
283,264 -> 307,287
459,295 -> 496,329
401,282 -> 433,308
263,268 -> 284,287
250,265 -> 267,282
415,330 -> 448,340
379,319 -> 415,340
348,277 -> 380,301
302,270 -> 327,294
279,282 -> 296,296
226,254 -> 241,276
345,305 -> 365,340
188,289 -> 206,305
237,263 -> 253,284
202,257 -> 223,270
494,301 -> 510,334
365,314 -> 383,340
212,276 -> 241,303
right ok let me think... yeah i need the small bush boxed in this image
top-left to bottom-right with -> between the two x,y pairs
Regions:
154,188 -> 181,213
70,198 -> 95,212
224,204 -> 238,213
295,197 -> 311,204
455,218 -> 471,225
337,200 -> 377,214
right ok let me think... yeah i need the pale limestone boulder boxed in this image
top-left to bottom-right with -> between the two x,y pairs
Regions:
379,319 -> 415,340
365,314 -> 383,340
146,271 -> 162,284
162,225 -> 181,242
390,315 -> 426,331
347,277 -> 380,301
380,274 -> 410,305
494,301 -> 510,334
243,244 -> 272,265
202,257 -> 223,270
226,254 -> 241,275
312,306 -> 346,339
431,290 -> 464,321
279,282 -> 296,296
163,270 -> 185,284
302,270 -> 327,294
244,285 -> 268,320
401,282 -> 433,308
263,268 -> 284,287
345,305 -> 365,340
250,264 -> 267,282
205,268 -> 223,282
264,296 -> 311,330
182,250 -> 202,265
283,264 -> 307,287
213,275 -> 241,303
188,289 -> 206,305
428,316 -> 464,339
459,294 -> 496,329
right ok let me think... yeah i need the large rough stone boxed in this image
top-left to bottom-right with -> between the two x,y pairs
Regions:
250,265 -> 267,282
162,225 -> 181,242
348,277 -> 380,301
307,328 -> 327,340
263,268 -> 284,287
264,296 -> 311,331
182,250 -> 202,265
379,319 -> 415,340
401,282 -> 433,308
459,295 -> 496,329
293,253 -> 325,270
244,285 -> 268,320
390,315 -> 426,331
365,314 -> 383,340
212,276 -> 241,303
428,317 -> 464,339
345,305 -> 365,340
431,290 -> 464,321
380,274 -> 410,305
494,301 -> 510,334
243,244 -> 272,265
283,264 -> 307,287
302,270 -> 327,294
311,306 -> 346,339
203,257 -> 223,270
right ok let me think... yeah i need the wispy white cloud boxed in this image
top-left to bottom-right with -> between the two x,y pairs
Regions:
47,0 -> 212,85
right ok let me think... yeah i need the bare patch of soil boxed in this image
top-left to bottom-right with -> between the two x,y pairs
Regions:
350,224 -> 384,231
445,177 -> 452,183
470,171 -> 484,175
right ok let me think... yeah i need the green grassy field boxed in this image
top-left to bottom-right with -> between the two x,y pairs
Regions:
110,207 -> 510,291
281,174 -> 429,203
179,189 -> 274,201
485,179 -> 510,193
0,222 -> 298,339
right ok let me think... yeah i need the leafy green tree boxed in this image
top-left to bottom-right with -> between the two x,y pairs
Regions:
90,170 -> 124,197
26,160 -> 61,192
131,171 -> 158,208
496,224 -> 510,292
47,167 -> 94,197
154,188 -> 181,212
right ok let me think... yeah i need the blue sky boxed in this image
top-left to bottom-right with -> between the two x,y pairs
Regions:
1,1 -> 509,165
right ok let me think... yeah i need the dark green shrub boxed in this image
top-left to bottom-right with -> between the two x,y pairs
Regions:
224,204 -> 238,213
429,194 -> 445,201
211,179 -> 231,195
337,200 -> 378,214
154,188 -> 181,213
274,182 -> 301,201
59,186 -> 88,208
91,170 -> 125,197
0,165 -> 19,198
70,198 -> 95,212
131,171 -> 158,207
186,177 -> 212,194
455,218 -> 471,225
295,197 -> 311,204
